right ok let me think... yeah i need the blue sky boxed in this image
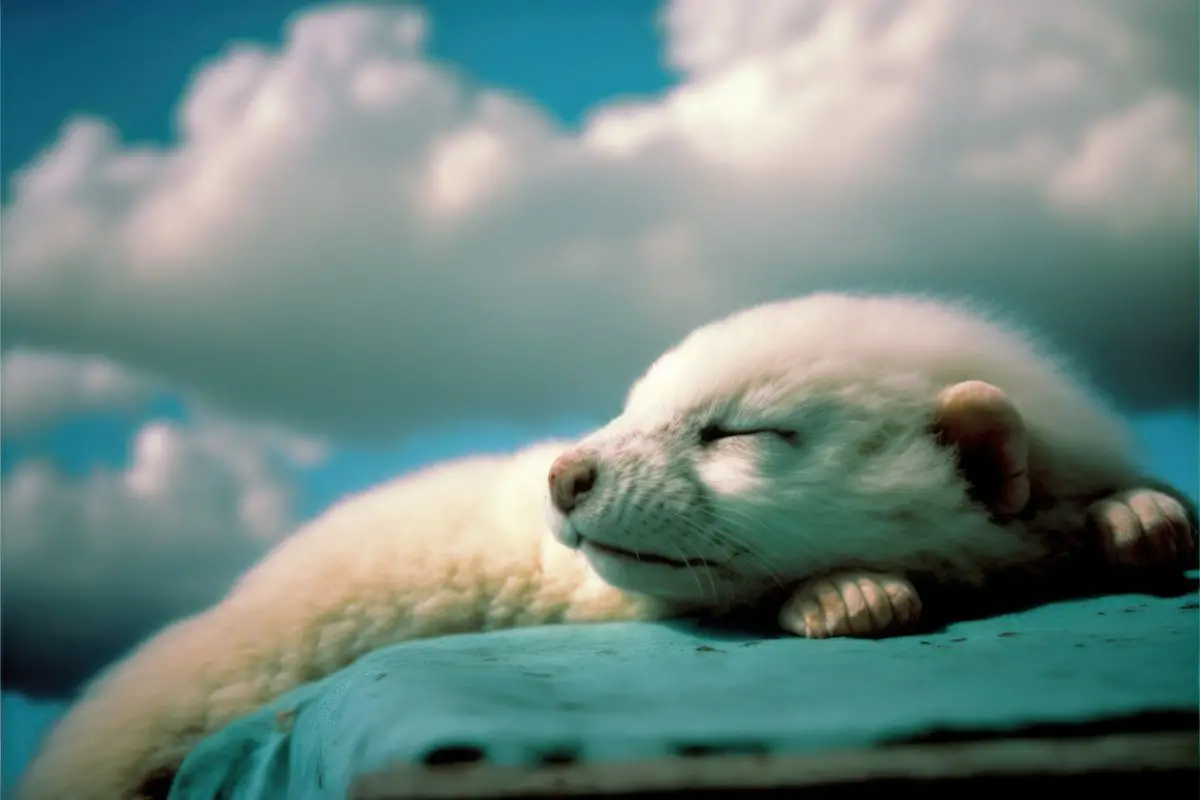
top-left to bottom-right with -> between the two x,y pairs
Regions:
2,0 -> 674,192
2,0 -> 1196,792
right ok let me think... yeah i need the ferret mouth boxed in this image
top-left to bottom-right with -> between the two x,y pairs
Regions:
580,537 -> 715,569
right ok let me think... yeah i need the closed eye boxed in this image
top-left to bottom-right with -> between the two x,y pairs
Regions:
699,423 -> 798,446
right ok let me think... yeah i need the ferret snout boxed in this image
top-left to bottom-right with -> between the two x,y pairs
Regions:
549,450 -> 598,514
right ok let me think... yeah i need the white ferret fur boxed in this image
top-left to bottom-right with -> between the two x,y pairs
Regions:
19,292 -> 1174,799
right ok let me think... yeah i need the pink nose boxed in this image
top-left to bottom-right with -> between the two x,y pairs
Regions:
548,451 -> 598,514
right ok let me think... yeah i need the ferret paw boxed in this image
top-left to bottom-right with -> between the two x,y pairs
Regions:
778,571 -> 922,639
1088,488 -> 1197,571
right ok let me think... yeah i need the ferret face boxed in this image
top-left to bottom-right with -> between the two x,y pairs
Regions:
546,296 -> 970,605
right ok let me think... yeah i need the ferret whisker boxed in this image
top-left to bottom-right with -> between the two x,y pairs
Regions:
664,538 -> 712,602
646,506 -> 760,604
687,506 -> 788,590
709,529 -> 786,592
629,498 -> 710,600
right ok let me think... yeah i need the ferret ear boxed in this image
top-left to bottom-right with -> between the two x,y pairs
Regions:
932,380 -> 1030,517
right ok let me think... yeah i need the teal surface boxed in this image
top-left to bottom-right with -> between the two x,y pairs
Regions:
170,588 -> 1200,800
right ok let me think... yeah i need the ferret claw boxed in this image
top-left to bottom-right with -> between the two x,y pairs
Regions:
1088,488 -> 1197,571
778,571 -> 922,639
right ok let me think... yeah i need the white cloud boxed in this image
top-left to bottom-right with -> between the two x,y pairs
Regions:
1,0 -> 1195,440
1048,93 -> 1196,235
1,412 -> 311,695
0,350 -> 329,458
0,350 -> 327,694
1,350 -> 155,435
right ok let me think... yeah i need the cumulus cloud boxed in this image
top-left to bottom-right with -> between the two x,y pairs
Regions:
1,415 -> 313,696
1,0 -> 1195,441
0,350 -> 155,436
0,351 -> 326,695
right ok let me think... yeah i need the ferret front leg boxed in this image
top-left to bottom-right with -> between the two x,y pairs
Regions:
1088,488 -> 1197,572
777,571 -> 922,639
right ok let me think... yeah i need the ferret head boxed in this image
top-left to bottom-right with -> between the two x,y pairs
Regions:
545,294 -> 1032,606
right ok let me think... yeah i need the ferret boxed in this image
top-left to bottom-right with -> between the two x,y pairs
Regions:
18,292 -> 1195,800
544,292 -> 1195,636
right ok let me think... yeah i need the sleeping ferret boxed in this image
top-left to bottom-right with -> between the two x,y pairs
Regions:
18,292 -> 1196,800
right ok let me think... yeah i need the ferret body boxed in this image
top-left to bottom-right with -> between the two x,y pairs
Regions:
17,445 -> 656,800
19,292 -> 1194,800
